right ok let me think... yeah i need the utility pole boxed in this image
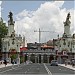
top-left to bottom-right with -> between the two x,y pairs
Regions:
39,28 -> 41,43
34,28 -> 41,43
34,28 -> 55,43
57,34 -> 60,51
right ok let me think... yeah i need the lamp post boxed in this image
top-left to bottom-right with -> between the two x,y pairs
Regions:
57,34 -> 60,51
27,54 -> 28,60
71,40 -> 75,59
70,41 -> 73,60
23,52 -> 25,63
4,47 -> 6,60
57,34 -> 62,64
70,42 -> 72,52
53,39 -> 56,60
53,39 -> 55,50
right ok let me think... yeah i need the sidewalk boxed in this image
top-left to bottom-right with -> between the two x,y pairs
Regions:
59,64 -> 75,70
0,63 -> 13,68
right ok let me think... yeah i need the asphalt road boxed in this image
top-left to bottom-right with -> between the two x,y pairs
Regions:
0,63 -> 74,75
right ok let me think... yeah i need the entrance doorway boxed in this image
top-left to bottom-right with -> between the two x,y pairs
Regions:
30,54 -> 35,63
50,55 -> 54,63
43,54 -> 47,63
38,54 -> 41,63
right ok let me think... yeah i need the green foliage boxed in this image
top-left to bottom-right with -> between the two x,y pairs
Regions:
0,18 -> 8,38
0,18 -> 8,51
20,56 -> 24,63
10,54 -> 17,60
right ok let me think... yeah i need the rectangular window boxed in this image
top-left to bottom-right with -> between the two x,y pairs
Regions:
68,45 -> 69,47
73,46 -> 74,48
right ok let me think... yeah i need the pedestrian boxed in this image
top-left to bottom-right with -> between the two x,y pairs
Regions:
12,60 -> 15,64
4,59 -> 7,67
65,60 -> 67,66
12,60 -> 15,69
72,60 -> 75,67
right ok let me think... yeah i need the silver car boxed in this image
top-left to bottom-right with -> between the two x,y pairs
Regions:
50,60 -> 58,66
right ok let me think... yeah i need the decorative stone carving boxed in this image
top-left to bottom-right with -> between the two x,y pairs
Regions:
8,11 -> 15,25
64,12 -> 71,26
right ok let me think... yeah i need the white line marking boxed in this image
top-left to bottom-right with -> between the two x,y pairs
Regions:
25,71 -> 27,74
43,63 -> 52,75
0,68 -> 13,73
0,64 -> 24,73
13,67 -> 23,70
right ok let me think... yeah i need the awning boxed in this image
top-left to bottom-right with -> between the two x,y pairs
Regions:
41,46 -> 54,49
20,47 -> 28,51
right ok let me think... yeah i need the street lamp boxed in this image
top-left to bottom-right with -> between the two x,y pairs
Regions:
4,47 -> 6,60
53,39 -> 55,50
57,34 -> 60,51
70,41 -> 73,60
27,54 -> 28,60
70,41 -> 72,52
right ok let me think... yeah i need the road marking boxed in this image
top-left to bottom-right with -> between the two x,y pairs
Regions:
0,66 -> 21,73
43,63 -> 52,75
25,67 -> 31,74
14,67 -> 23,70
0,64 -> 26,73
25,71 -> 27,74
0,68 -> 13,73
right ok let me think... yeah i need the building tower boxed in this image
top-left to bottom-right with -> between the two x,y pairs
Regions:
22,36 -> 27,47
23,36 -> 25,47
8,11 -> 15,36
63,12 -> 71,37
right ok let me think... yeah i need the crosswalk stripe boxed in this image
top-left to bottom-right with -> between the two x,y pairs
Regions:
43,63 -> 52,75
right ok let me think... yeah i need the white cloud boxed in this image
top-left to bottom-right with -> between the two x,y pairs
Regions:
0,1 -> 2,6
53,1 -> 64,7
74,10 -> 75,33
15,1 -> 74,43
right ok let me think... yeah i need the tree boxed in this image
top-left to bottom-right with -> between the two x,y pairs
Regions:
0,18 -> 8,51
10,54 -> 17,60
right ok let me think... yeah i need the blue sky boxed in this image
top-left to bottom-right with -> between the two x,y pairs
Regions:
1,1 -> 74,21
2,1 -> 46,21
1,1 -> 74,43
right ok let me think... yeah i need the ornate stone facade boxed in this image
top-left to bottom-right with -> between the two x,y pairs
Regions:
1,12 -> 22,64
56,13 -> 75,63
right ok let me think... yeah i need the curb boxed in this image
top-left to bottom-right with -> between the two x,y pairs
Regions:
59,64 -> 75,70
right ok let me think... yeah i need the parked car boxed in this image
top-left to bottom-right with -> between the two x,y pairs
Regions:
50,60 -> 58,66
26,60 -> 33,64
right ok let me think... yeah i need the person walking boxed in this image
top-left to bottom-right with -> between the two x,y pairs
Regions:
65,60 -> 67,66
12,60 -> 15,69
4,59 -> 7,67
72,60 -> 75,67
